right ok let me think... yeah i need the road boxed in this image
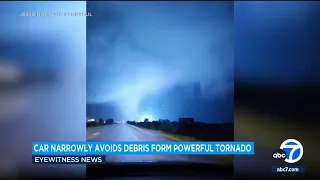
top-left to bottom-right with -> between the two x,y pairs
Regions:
87,123 -> 231,164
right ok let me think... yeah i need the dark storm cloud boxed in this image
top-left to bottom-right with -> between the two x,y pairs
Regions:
87,2 -> 233,119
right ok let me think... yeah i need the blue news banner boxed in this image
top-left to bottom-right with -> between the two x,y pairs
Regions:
32,141 -> 254,164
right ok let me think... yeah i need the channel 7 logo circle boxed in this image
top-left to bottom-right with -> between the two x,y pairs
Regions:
273,139 -> 303,163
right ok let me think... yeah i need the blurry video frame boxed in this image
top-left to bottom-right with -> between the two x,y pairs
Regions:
86,2 -> 234,164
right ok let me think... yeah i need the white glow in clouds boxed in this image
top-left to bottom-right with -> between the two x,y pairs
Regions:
139,115 -> 153,122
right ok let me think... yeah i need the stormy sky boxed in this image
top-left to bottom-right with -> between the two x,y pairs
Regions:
86,2 -> 234,121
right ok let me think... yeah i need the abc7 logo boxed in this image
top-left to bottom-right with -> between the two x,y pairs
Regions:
273,149 -> 286,160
